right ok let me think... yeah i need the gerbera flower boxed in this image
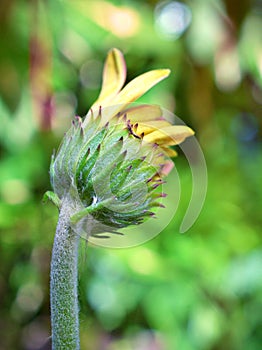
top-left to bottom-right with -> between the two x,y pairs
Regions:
48,48 -> 194,236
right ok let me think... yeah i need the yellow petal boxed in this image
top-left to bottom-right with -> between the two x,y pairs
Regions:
113,69 -> 171,107
92,48 -> 126,109
88,70 -> 171,125
136,120 -> 171,135
144,125 -> 194,146
123,104 -> 163,122
161,147 -> 178,157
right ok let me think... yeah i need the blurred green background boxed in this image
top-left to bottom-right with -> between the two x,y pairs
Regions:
0,0 -> 261,349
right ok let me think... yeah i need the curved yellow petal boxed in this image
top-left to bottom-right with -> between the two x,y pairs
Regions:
85,51 -> 171,126
136,120 -> 171,135
92,48 -> 126,109
113,69 -> 171,107
161,147 -> 178,157
123,104 -> 163,122
144,125 -> 194,146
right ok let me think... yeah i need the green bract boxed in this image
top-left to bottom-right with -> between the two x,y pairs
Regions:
48,110 -> 166,237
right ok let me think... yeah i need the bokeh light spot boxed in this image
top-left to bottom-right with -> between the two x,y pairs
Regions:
215,48 -> 241,92
80,60 -> 103,89
0,179 -> 30,204
92,1 -> 140,38
231,113 -> 259,142
15,283 -> 44,314
129,248 -> 159,275
88,281 -> 116,312
155,1 -> 192,40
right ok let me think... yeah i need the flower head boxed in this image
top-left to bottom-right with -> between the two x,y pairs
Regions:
47,49 -> 194,237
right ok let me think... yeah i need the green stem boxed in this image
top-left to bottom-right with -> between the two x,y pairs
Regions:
50,196 -> 81,349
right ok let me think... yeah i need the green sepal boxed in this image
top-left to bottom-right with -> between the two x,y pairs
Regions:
43,191 -> 61,208
70,205 -> 97,225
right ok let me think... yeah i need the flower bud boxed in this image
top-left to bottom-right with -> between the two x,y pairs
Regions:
46,49 -> 194,237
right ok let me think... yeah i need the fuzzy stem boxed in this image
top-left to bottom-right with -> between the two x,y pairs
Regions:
50,196 -> 81,349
